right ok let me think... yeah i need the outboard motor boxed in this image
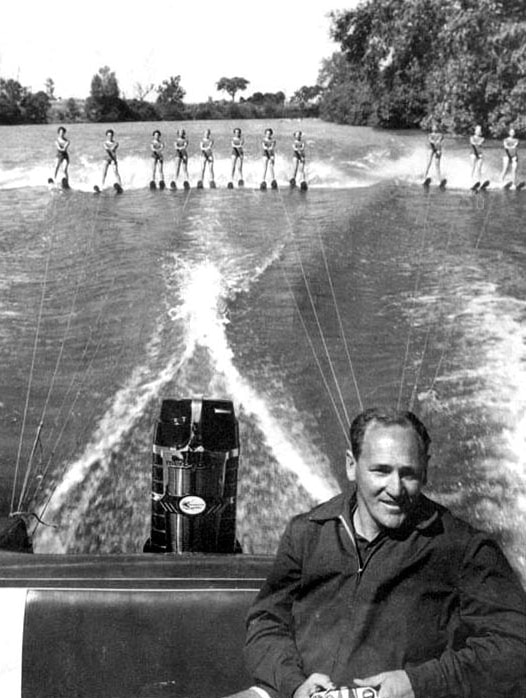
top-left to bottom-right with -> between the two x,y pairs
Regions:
145,398 -> 240,553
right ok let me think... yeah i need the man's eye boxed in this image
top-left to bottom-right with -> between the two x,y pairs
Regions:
402,472 -> 418,481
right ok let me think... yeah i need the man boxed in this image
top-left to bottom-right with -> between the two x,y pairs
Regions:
52,126 -> 70,183
501,127 -> 519,186
150,129 -> 165,185
424,123 -> 444,183
290,130 -> 306,187
261,128 -> 277,188
199,128 -> 215,187
101,129 -> 122,189
174,128 -> 190,186
244,408 -> 526,698
230,127 -> 245,186
470,125 -> 484,184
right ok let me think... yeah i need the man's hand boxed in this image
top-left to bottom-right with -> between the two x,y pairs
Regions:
293,673 -> 336,698
354,670 -> 414,698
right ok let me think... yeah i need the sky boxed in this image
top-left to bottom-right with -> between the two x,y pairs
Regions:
0,0 -> 358,103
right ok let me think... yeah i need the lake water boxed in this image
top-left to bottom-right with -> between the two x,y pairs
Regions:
0,118 -> 525,583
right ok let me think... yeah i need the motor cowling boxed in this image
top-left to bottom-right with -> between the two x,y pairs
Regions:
145,398 -> 240,553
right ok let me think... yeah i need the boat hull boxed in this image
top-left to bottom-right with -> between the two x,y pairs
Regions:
0,553 -> 272,698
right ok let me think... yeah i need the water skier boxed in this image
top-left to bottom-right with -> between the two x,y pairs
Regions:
290,130 -> 306,186
470,124 -> 484,183
424,123 -> 443,182
501,127 -> 519,186
151,130 -> 165,184
52,126 -> 70,183
101,129 -> 122,189
174,129 -> 190,186
261,128 -> 277,188
199,129 -> 215,186
231,128 -> 245,185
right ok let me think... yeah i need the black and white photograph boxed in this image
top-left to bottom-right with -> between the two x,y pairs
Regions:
0,1 -> 525,696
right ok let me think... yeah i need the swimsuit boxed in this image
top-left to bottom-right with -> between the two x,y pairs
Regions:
56,150 -> 69,162
471,137 -> 484,159
152,146 -> 163,161
232,138 -> 243,157
429,135 -> 442,158
201,140 -> 213,160
105,147 -> 117,163
175,138 -> 188,161
504,139 -> 518,162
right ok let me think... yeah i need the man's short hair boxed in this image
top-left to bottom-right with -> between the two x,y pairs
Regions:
350,407 -> 431,460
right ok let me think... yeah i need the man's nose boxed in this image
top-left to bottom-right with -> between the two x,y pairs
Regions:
386,472 -> 403,498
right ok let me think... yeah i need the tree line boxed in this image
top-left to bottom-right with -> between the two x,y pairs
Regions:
0,78 -> 52,124
7,0 -> 522,136
317,0 -> 526,137
0,68 -> 320,125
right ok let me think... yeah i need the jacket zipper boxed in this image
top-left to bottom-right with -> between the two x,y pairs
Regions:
338,513 -> 364,576
330,514 -> 364,677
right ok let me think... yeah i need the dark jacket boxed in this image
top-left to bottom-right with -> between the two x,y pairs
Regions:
245,491 -> 526,698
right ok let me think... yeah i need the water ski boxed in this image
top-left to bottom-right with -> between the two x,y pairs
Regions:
209,180 -> 216,189
93,185 -> 101,194
61,177 -> 70,190
480,180 -> 490,191
170,181 -> 176,190
183,180 -> 190,190
149,181 -> 157,190
47,177 -> 54,185
423,177 -> 432,187
158,180 -> 166,191
471,181 -> 481,192
271,180 -> 278,190
238,179 -> 244,187
300,181 -> 308,191
114,183 -> 123,195
260,181 -> 267,191
503,181 -> 513,190
438,179 -> 447,189
197,180 -> 204,189
289,178 -> 296,188
516,181 -> 526,191
227,181 -> 234,189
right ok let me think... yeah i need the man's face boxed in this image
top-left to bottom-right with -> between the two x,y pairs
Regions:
350,422 -> 427,539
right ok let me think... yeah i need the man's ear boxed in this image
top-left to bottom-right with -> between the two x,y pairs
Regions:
345,449 -> 356,482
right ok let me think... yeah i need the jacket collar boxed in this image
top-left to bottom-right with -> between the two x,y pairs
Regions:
308,487 -> 440,532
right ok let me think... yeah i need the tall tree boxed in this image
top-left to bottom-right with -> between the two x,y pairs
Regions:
320,0 -> 526,134
21,91 -> 50,123
90,66 -> 120,100
216,77 -> 250,101
0,78 -> 26,124
86,66 -> 129,122
156,75 -> 185,104
291,85 -> 323,106
156,75 -> 186,119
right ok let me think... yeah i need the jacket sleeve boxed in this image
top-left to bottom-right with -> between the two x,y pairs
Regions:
244,518 -> 308,698
405,535 -> 526,698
